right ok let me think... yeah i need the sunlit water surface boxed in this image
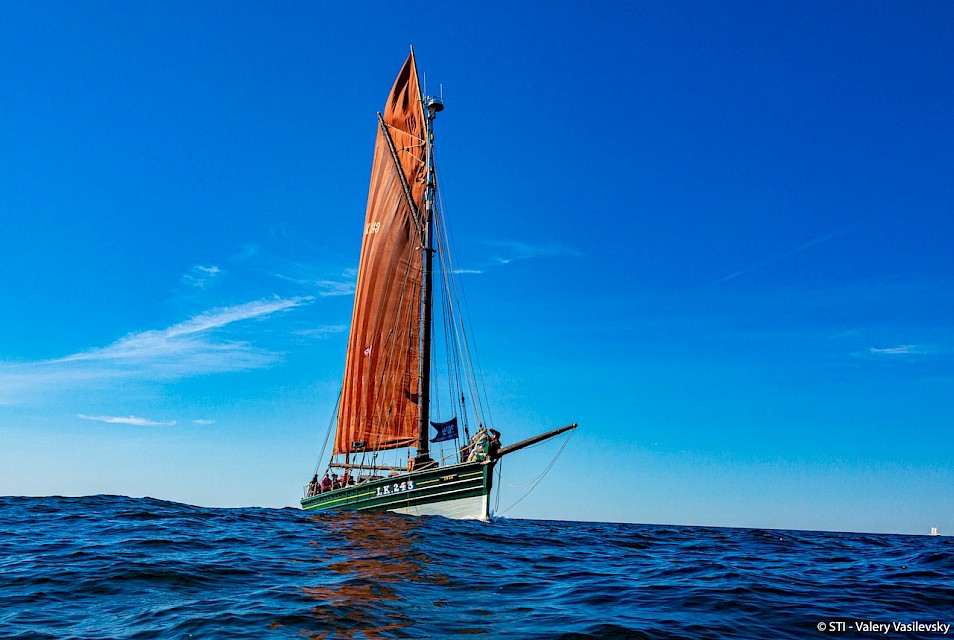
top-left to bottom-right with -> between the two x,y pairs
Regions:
1,495 -> 951,639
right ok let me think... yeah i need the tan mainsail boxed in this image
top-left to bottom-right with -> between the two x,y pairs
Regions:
334,52 -> 427,455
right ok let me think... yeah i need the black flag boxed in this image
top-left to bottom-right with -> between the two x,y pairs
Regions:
430,417 -> 459,443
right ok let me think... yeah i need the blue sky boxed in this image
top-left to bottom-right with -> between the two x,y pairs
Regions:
1,1 -> 952,535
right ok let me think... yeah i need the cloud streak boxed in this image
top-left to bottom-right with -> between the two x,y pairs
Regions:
487,240 -> 582,263
270,270 -> 356,296
183,264 -> 222,288
854,343 -> 953,360
709,222 -> 862,287
294,324 -> 347,339
314,279 -> 356,297
53,297 -> 311,367
78,414 -> 177,426
236,245 -> 357,297
0,296 -> 313,403
869,344 -> 919,355
452,239 -> 581,274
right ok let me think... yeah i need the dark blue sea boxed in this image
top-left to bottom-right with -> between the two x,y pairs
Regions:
1,496 -> 951,639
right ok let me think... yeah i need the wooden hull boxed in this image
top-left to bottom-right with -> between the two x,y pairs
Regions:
301,460 -> 494,520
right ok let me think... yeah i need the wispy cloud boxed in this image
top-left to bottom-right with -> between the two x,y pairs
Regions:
869,344 -> 919,355
183,264 -> 222,288
854,343 -> 953,360
78,414 -> 176,426
227,239 -> 359,296
0,296 -> 313,403
54,297 -> 310,366
269,268 -> 356,297
709,222 -> 862,287
314,279 -> 355,297
192,419 -> 215,426
487,240 -> 582,264
454,239 -> 580,274
294,324 -> 347,339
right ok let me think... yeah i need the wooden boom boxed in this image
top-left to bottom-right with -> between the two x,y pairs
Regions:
496,423 -> 578,458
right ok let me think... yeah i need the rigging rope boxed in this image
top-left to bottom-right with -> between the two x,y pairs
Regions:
432,169 -> 493,430
494,459 -> 502,513
313,391 -> 341,476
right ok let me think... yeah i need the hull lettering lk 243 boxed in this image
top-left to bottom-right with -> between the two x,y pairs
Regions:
376,480 -> 415,497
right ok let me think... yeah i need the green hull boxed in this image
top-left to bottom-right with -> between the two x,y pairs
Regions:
301,460 -> 494,520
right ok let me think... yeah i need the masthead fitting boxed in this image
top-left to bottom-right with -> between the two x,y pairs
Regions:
425,96 -> 444,116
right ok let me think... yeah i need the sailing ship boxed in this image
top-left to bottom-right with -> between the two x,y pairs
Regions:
301,49 -> 576,520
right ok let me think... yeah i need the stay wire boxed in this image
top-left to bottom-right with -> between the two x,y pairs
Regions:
494,429 -> 575,516
313,390 -> 342,477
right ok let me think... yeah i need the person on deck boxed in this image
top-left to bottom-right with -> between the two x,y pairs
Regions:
307,474 -> 320,497
487,428 -> 501,460
467,426 -> 491,462
320,473 -> 332,493
468,426 -> 503,462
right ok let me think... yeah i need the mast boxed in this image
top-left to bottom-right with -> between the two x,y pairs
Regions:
415,93 -> 444,467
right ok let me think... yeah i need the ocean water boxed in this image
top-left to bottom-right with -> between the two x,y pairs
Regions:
1,495 -> 951,639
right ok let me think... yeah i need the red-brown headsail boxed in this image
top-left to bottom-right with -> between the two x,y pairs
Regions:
334,52 -> 427,455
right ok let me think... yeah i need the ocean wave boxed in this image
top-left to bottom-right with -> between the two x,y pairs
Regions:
0,495 -> 951,639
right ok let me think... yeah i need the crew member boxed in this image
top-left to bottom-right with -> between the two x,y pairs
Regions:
488,428 -> 501,460
307,474 -> 320,497
469,426 -> 501,462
